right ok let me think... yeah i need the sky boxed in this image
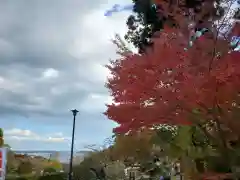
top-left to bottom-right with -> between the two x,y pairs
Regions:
0,0 -> 133,151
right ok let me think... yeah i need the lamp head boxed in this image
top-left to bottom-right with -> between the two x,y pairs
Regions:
71,109 -> 79,116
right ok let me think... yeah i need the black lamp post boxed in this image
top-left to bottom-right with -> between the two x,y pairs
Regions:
68,109 -> 78,180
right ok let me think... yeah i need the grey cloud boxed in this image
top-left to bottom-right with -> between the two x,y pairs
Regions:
0,0 -> 112,119
0,0 -> 104,69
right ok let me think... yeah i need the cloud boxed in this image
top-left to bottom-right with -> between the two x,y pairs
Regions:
0,0 -> 131,150
5,128 -> 36,137
42,68 -> 59,79
0,0 -> 131,119
5,128 -> 70,143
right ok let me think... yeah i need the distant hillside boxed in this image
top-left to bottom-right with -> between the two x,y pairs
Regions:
13,150 -> 91,163
14,150 -> 90,154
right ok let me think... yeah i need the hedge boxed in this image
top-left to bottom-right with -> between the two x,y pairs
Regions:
6,172 -> 67,180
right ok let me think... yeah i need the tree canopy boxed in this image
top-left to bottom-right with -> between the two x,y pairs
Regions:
106,26 -> 240,133
105,6 -> 240,177
124,0 -> 239,53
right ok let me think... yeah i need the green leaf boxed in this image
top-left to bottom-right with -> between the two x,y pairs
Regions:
167,143 -> 183,158
174,126 -> 192,151
0,128 -> 3,137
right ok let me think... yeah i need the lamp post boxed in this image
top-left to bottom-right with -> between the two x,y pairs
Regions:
68,109 -> 78,180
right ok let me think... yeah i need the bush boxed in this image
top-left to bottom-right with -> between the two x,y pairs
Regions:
6,173 -> 67,180
72,164 -> 96,180
14,178 -> 28,180
0,128 -> 4,146
0,128 -> 3,137
43,167 -> 57,174
38,173 -> 67,180
17,161 -> 33,175
48,160 -> 62,170
6,176 -> 32,180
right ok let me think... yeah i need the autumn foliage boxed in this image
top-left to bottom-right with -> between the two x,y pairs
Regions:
110,129 -> 155,162
105,2 -> 240,179
0,128 -> 3,146
105,24 -> 240,138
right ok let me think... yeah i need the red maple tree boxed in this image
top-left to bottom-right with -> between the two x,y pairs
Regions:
105,26 -> 240,136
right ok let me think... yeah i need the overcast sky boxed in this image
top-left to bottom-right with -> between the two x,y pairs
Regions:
0,0 -> 133,151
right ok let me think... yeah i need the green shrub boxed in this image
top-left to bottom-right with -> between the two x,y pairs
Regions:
48,160 -> 62,170
206,156 -> 232,173
0,128 -> 3,146
0,128 -> 3,137
17,161 -> 33,174
15,178 -> 28,180
6,173 -> 67,180
38,173 -> 67,180
6,177 -> 28,180
43,167 -> 57,174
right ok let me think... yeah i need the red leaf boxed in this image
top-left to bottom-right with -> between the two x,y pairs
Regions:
105,27 -> 240,135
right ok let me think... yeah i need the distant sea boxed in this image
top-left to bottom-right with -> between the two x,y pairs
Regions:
13,150 -> 90,163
